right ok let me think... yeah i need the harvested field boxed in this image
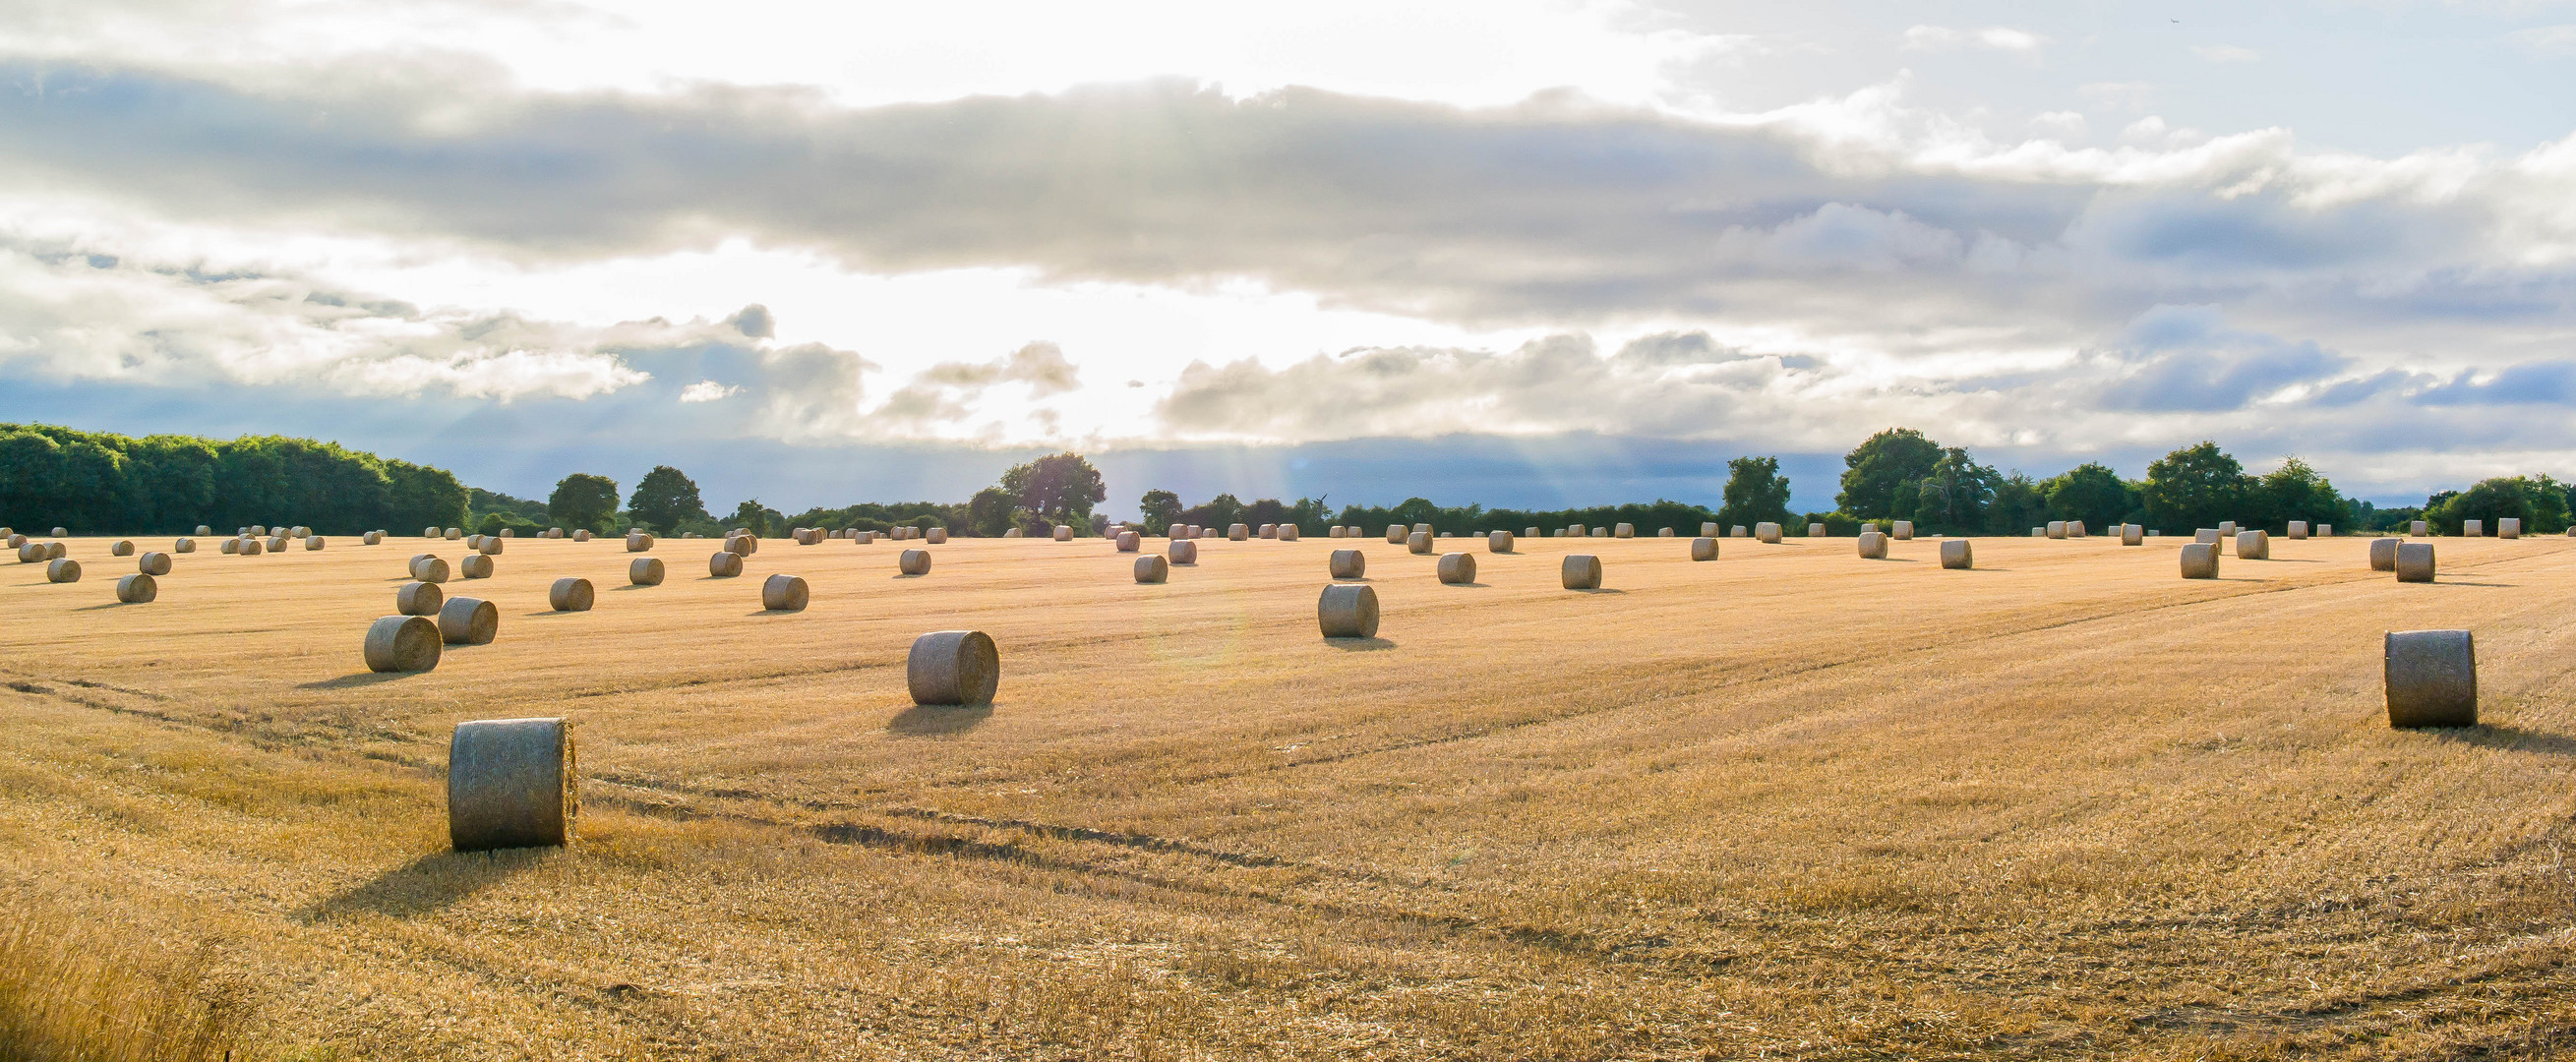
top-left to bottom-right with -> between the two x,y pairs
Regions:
5,532 -> 2576,1059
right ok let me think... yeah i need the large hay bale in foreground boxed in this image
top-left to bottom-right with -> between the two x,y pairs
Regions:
1407,531 -> 1432,555
1330,549 -> 1365,579
2235,530 -> 2269,560
45,558 -> 81,583
396,580 -> 444,616
438,597 -> 499,645
1561,555 -> 1602,589
1437,552 -> 1476,584
1168,539 -> 1198,565
629,558 -> 665,586
1941,539 -> 1972,569
409,554 -> 449,583
448,718 -> 575,851
2384,630 -> 2476,728
364,615 -> 441,673
708,551 -> 744,577
549,577 -> 595,612
2395,543 -> 2435,583
2369,537 -> 2400,571
1317,584 -> 1380,639
459,554 -> 494,579
1856,531 -> 1888,560
908,630 -> 1000,706
111,540 -> 134,557
138,551 -> 171,576
1755,522 -> 1781,544
1691,536 -> 1717,561
1134,555 -> 1169,583
761,573 -> 809,612
114,572 -> 153,602
1488,530 -> 1514,553
2180,543 -> 2220,579
898,549 -> 931,575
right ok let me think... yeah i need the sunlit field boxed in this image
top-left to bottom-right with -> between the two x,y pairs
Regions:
5,529 -> 2574,1059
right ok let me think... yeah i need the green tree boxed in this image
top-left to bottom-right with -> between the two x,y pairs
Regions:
1912,447 -> 2000,531
726,500 -> 781,537
967,487 -> 1018,537
1837,428 -> 1945,519
1137,489 -> 1183,534
1718,456 -> 1793,529
997,451 -> 1108,530
2140,442 -> 2247,532
2426,476 -> 2568,535
2042,462 -> 2136,531
1985,472 -> 2048,535
627,465 -> 707,533
2247,457 -> 2353,532
547,473 -> 621,531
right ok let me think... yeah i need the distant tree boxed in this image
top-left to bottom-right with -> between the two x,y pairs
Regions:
627,465 -> 707,533
2426,476 -> 2568,535
967,487 -> 1018,537
1718,456 -> 1794,528
2042,462 -> 2136,531
548,473 -> 622,531
1912,447 -> 2000,531
2247,456 -> 2353,532
2140,442 -> 2247,532
1181,493 -> 1246,532
1985,472 -> 2048,535
1137,489 -> 1183,534
996,451 -> 1108,530
726,500 -> 775,537
1837,428 -> 1945,518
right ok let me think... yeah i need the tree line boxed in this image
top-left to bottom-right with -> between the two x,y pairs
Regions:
0,423 -> 466,535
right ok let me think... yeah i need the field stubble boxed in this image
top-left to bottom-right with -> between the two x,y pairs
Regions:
3,532 -> 2575,1059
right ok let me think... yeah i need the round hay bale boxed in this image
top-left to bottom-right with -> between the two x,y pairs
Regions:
1116,531 -> 1140,552
2068,521 -> 2087,538
445,528 -> 463,541
45,542 -> 65,560
2179,543 -> 2220,579
173,537 -> 196,554
1317,584 -> 1380,638
1941,539 -> 1973,569
1614,523 -> 1634,539
291,526 -> 311,539
2217,521 -> 2238,538
2463,519 -> 2484,537
424,525 -> 441,538
1857,531 -> 1888,560
928,528 -> 949,544
908,630 -> 1000,706
2193,528 -> 2220,545
1004,527 -> 1024,539
44,558 -> 79,583
1135,554 -> 1169,583
1260,523 -> 1278,539
11,543 -> 35,563
1690,536 -> 1717,561
1561,555 -> 1602,590
549,577 -> 595,612
1406,531 -> 1432,555
2396,543 -> 2436,583
362,531 -> 384,545
2122,524 -> 2143,546
1328,526 -> 1347,539
3,533 -> 22,549
192,525 -> 210,536
899,548 -> 932,575
49,526 -> 67,537
625,533 -> 655,553
364,615 -> 442,673
1228,523 -> 1249,541
708,551 -> 744,577
1438,531 -> 1452,539
459,555 -> 494,579
437,597 -> 499,645
2385,629 -> 2476,728
115,572 -> 154,603
1386,525 -> 1408,544
396,580 -> 444,616
1168,539 -> 1198,565
2047,520 -> 2067,539
1891,521 -> 1914,540
408,554 -> 449,582
1590,528 -> 1608,538
111,540 -> 134,557
629,557 -> 665,586
2369,537 -> 2400,570
1489,530 -> 1515,553
547,528 -> 563,539
1329,549 -> 1366,579
1731,525 -> 1749,538
2234,530 -> 2269,560
572,529 -> 592,542
2500,517 -> 2522,539
265,536 -> 288,553
725,534 -> 757,557
761,573 -> 809,612
475,536 -> 501,556
1808,523 -> 1826,538
138,551 -> 171,576
217,538 -> 239,556
304,536 -> 325,551
447,717 -> 574,851
1701,522 -> 1719,537
2288,520 -> 2309,539
1278,525 -> 1299,542
1053,525 -> 1075,542
1437,552 -> 1476,584
1755,522 -> 1782,544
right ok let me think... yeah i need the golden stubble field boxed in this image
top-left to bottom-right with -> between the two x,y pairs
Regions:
5,528 -> 2576,1060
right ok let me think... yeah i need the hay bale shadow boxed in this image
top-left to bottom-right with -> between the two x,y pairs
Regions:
298,672 -> 418,689
1568,588 -> 1627,595
2427,725 -> 2576,756
1326,637 -> 1396,651
887,703 -> 993,737
296,848 -> 546,922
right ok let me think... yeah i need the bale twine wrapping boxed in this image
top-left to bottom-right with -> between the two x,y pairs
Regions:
2500,518 -> 2522,539
1387,525 -> 1407,544
549,577 -> 595,612
1941,539 -> 1973,569
2179,543 -> 2220,579
1892,521 -> 1914,540
572,530 -> 592,542
899,549 -> 932,575
447,718 -> 574,851
709,551 -> 744,577
138,551 -> 171,576
2385,630 -> 2476,728
2410,520 -> 2428,537
438,597 -> 499,645
364,615 -> 442,673
409,554 -> 449,582
1437,552 -> 1476,584
1116,531 -> 1140,552
115,572 -> 155,603
1406,531 -> 1432,555
1857,531 -> 1888,560
1561,554 -> 1602,590
1489,530 -> 1514,553
1808,523 -> 1826,538
1317,584 -> 1380,639
2122,524 -> 2144,546
761,573 -> 809,612
2288,521 -> 2309,539
1756,522 -> 1781,544
2047,520 -> 2067,539
459,554 -> 494,579
1691,536 -> 1717,561
396,580 -> 444,616
2464,519 -> 2484,537
2368,537 -> 2400,571
1169,539 -> 1198,565
111,540 -> 134,557
1330,549 -> 1366,579
2235,530 -> 2269,560
629,557 -> 665,586
928,528 -> 949,544
1614,523 -> 1634,539
1278,525 -> 1299,542
44,558 -> 80,583
1135,555 -> 1169,583
2193,529 -> 2220,545
2396,543 -> 2435,583
217,538 -> 239,556
908,630 -> 1000,706
625,532 -> 655,553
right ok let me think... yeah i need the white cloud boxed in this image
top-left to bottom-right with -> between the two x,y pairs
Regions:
2191,44 -> 2261,64
2505,25 -> 2576,56
678,380 -> 740,402
1901,25 -> 2046,53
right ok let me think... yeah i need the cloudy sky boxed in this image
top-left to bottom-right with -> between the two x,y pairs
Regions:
4,0 -> 2574,515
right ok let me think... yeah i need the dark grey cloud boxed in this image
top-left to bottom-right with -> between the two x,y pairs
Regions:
2411,361 -> 2576,405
